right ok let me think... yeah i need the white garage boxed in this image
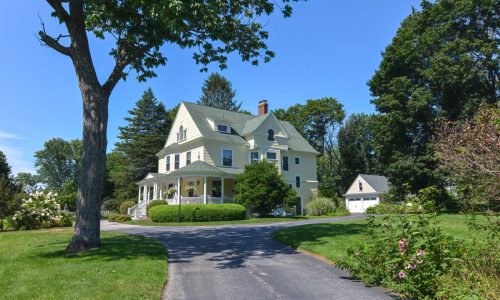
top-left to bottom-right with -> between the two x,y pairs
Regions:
344,174 -> 389,213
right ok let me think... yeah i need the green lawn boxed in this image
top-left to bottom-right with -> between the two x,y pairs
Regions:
272,214 -> 485,262
126,215 -> 343,226
0,228 -> 167,300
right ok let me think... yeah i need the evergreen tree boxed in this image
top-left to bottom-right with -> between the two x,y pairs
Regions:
198,73 -> 242,111
0,150 -> 11,179
114,88 -> 173,198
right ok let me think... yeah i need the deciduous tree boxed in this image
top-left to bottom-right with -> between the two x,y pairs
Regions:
39,0 -> 300,249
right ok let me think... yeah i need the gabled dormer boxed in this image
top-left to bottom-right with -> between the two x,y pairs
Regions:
164,102 -> 203,147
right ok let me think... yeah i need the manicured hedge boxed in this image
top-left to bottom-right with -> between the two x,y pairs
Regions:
147,200 -> 167,215
148,204 -> 246,222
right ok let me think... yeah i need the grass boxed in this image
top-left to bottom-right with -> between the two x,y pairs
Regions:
125,214 -> 343,226
272,214 -> 486,262
0,228 -> 167,300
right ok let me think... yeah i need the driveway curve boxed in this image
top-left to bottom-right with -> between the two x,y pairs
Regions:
101,215 -> 393,300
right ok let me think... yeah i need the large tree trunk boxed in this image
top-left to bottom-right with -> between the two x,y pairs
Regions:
66,2 -> 109,251
67,88 -> 108,251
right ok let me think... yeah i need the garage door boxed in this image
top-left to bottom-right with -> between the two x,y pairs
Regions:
362,197 -> 379,210
347,198 -> 363,213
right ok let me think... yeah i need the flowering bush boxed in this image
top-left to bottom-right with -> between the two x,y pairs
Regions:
13,191 -> 68,230
336,212 -> 463,299
185,184 -> 196,192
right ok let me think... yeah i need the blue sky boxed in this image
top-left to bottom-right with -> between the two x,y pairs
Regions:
0,1 -> 421,175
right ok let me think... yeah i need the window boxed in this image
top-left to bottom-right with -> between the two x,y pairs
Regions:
268,129 -> 275,141
177,126 -> 187,142
166,155 -> 170,171
282,156 -> 289,171
295,176 -> 301,188
186,151 -> 191,165
359,181 -> 363,191
295,156 -> 300,164
222,149 -> 233,167
250,152 -> 259,164
174,154 -> 180,169
217,124 -> 229,133
266,151 -> 277,161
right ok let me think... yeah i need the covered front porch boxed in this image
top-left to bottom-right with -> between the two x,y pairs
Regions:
136,161 -> 242,206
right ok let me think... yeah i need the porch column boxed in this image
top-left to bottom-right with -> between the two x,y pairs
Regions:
159,183 -> 163,200
137,186 -> 141,202
177,177 -> 181,205
153,183 -> 157,200
203,176 -> 207,204
143,186 -> 147,202
221,176 -> 225,203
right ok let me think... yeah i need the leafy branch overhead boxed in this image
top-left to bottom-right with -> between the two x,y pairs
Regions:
40,0 -> 299,88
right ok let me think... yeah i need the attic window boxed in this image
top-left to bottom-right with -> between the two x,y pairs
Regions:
359,181 -> 363,191
217,124 -> 229,133
268,129 -> 275,141
177,126 -> 187,142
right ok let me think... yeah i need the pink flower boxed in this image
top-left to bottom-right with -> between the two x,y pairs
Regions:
398,271 -> 406,279
405,264 -> 416,270
416,259 -> 424,264
398,238 -> 408,253
417,249 -> 425,256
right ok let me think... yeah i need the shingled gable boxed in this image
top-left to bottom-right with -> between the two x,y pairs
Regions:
157,101 -> 318,156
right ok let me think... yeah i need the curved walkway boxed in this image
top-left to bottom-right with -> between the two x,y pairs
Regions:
101,215 -> 393,300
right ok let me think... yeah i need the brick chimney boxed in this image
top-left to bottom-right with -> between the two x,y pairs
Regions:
258,100 -> 268,116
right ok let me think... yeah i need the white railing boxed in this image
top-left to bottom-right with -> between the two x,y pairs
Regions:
127,201 -> 147,220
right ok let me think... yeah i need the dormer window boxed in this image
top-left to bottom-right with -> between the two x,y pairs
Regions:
177,125 -> 187,142
359,181 -> 363,191
268,129 -> 275,141
217,124 -> 229,133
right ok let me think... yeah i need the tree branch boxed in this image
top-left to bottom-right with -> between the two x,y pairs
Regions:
38,15 -> 72,56
46,0 -> 71,23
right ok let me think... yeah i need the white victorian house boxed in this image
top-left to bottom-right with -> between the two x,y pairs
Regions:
128,100 -> 319,219
344,174 -> 389,213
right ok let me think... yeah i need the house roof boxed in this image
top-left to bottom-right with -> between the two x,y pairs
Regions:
180,102 -> 318,154
359,174 -> 390,193
168,160 -> 242,177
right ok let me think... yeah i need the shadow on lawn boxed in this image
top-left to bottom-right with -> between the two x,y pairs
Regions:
39,234 -> 166,262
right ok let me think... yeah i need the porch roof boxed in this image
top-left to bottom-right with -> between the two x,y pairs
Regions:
137,161 -> 242,185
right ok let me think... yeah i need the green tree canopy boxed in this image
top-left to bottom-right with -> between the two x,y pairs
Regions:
0,150 -> 11,179
34,138 -> 82,193
14,172 -> 39,194
368,0 -> 499,195
234,160 -> 296,215
198,72 -> 241,111
338,114 -> 380,189
115,88 -> 173,179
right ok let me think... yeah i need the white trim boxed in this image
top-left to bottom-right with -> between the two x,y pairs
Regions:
249,150 -> 260,164
266,150 -> 278,161
217,123 -> 230,134
295,175 -> 301,188
282,155 -> 289,171
221,148 -> 233,167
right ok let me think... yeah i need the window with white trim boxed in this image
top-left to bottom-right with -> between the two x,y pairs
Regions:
250,152 -> 259,164
266,151 -> 277,161
359,181 -> 363,191
282,156 -> 289,171
295,176 -> 301,188
295,156 -> 300,164
186,151 -> 191,165
222,149 -> 233,167
166,155 -> 170,171
174,154 -> 180,169
268,129 -> 275,141
217,124 -> 229,133
177,126 -> 187,142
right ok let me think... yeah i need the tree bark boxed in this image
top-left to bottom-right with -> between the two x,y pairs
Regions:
65,1 -> 108,251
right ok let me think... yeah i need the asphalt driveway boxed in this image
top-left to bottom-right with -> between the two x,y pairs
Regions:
101,215 -> 393,300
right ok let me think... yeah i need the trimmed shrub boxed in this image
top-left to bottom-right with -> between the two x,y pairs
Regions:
149,204 -> 246,222
307,197 -> 336,216
119,200 -> 136,215
108,213 -> 131,222
147,200 -> 167,215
